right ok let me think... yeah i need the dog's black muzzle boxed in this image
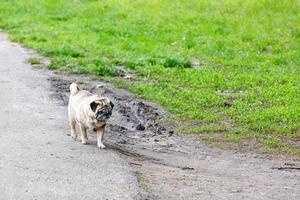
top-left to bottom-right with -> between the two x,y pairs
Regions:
96,106 -> 112,122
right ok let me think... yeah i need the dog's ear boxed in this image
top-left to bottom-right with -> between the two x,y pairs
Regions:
90,101 -> 98,112
110,101 -> 114,109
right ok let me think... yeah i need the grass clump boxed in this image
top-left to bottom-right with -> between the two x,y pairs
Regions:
261,137 -> 282,149
26,57 -> 41,65
163,57 -> 191,68
224,128 -> 254,142
201,135 -> 219,142
136,172 -> 149,191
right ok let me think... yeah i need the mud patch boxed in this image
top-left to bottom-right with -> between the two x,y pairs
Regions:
48,76 -> 71,105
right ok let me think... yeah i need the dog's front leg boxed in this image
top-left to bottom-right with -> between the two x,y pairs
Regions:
79,123 -> 88,145
97,125 -> 106,149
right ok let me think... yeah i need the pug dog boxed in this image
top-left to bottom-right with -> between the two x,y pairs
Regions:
68,83 -> 114,149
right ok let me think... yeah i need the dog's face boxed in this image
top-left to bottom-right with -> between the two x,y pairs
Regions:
90,98 -> 114,122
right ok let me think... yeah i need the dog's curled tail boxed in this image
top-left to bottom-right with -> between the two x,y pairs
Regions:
70,83 -> 79,96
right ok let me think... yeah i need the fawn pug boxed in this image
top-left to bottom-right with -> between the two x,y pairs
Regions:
68,83 -> 114,149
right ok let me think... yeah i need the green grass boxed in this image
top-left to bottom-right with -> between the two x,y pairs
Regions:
225,128 -> 254,142
175,124 -> 227,134
0,0 -> 299,155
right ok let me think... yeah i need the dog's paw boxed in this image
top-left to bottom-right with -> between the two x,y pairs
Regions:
97,143 -> 106,149
81,140 -> 89,145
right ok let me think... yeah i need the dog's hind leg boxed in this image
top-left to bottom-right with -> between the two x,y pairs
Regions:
68,104 -> 77,141
69,119 -> 77,141
79,123 -> 88,145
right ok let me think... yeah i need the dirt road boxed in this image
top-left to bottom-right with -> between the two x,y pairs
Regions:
0,33 -> 299,200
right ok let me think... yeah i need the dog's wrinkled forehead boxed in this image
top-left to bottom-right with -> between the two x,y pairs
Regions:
90,98 -> 114,112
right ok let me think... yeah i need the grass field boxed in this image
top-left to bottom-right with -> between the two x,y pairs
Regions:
0,0 -> 299,155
